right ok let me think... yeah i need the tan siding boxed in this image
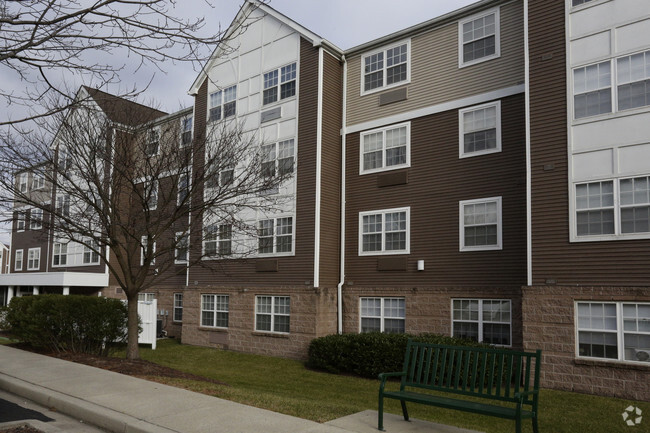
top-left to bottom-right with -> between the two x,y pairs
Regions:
346,1 -> 524,127
345,94 -> 526,288
529,0 -> 650,286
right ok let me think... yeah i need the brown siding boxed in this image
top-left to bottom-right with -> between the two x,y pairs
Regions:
529,0 -> 650,286
318,51 -> 343,287
346,1 -> 524,127
344,94 -> 526,288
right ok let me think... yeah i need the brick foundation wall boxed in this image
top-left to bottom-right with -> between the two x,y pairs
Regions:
522,286 -> 650,401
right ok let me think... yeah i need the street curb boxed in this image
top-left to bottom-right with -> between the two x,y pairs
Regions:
0,373 -> 178,433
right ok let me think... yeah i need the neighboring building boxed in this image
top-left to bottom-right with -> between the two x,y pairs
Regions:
1,0 -> 648,401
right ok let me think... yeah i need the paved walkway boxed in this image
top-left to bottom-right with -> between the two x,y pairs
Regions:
0,345 -> 481,433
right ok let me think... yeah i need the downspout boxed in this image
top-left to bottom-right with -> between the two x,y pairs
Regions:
524,0 -> 532,286
313,46 -> 324,288
337,55 -> 347,334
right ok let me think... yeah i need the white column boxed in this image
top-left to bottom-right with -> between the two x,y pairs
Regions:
7,286 -> 14,304
32,286 -> 39,295
62,286 -> 70,295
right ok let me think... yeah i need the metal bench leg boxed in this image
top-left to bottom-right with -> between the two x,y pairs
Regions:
378,396 -> 385,431
515,417 -> 521,433
532,416 -> 539,433
400,400 -> 409,422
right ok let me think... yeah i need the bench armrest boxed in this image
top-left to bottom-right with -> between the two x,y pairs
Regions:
378,371 -> 405,393
514,389 -> 539,399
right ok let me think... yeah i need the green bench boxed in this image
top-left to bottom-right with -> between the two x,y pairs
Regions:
378,340 -> 541,433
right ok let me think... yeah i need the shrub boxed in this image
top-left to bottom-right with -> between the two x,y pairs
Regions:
2,294 -> 128,356
307,332 -> 490,379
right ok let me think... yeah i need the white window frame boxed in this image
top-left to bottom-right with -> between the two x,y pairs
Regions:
177,171 -> 190,205
451,299 -> 512,347
575,301 -> 650,364
359,297 -> 406,334
174,231 -> 189,264
27,247 -> 40,271
458,101 -> 502,158
56,195 -> 70,219
16,210 -> 25,232
360,39 -> 411,96
180,115 -> 193,147
32,172 -> 45,190
145,128 -> 160,156
29,208 -> 43,230
358,207 -> 410,256
202,223 -> 232,258
201,294 -> 229,328
18,173 -> 28,193
140,235 -> 156,266
138,293 -> 155,302
82,239 -> 100,265
616,49 -> 650,112
255,295 -> 290,334
14,249 -> 23,271
458,7 -> 500,68
359,122 -> 410,175
208,84 -> 237,122
257,216 -> 294,256
52,242 -> 68,267
173,293 -> 183,322
572,60 -> 612,120
263,63 -> 297,106
459,196 -> 503,251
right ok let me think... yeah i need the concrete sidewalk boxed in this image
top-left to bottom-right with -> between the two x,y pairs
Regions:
0,345 -> 481,433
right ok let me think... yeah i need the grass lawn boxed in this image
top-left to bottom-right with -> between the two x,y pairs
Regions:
120,339 -> 649,433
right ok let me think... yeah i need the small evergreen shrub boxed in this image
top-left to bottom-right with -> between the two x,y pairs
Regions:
2,294 -> 128,356
307,332 -> 490,379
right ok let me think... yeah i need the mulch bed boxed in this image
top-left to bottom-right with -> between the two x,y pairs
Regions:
0,426 -> 44,433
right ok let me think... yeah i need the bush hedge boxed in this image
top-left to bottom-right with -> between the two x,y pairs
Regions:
1,294 -> 128,356
306,332 -> 490,379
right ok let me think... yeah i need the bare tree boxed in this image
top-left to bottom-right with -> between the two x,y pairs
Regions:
0,88 -> 293,359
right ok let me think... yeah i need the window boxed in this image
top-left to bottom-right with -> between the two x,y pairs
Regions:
617,50 -> 650,111
459,101 -> 501,158
459,197 -> 502,251
360,297 -> 405,333
14,249 -> 23,271
359,207 -> 409,255
173,293 -> 183,322
255,295 -> 290,333
459,8 -> 500,67
258,217 -> 293,255
205,160 -> 235,190
53,242 -> 67,266
83,239 -> 100,264
201,294 -> 229,328
572,0 -> 597,6
362,41 -> 410,94
30,208 -> 42,230
56,195 -> 70,218
261,139 -> 295,181
146,181 -> 158,210
140,235 -> 156,266
575,181 -> 614,236
57,148 -> 71,171
16,210 -> 25,232
177,171 -> 190,205
138,293 -> 155,302
573,61 -> 612,119
263,63 -> 296,105
620,177 -> 650,233
27,247 -> 40,270
452,299 -> 512,346
203,224 -> 232,257
209,85 -> 237,122
577,302 -> 650,363
181,115 -> 193,146
360,123 -> 409,174
18,173 -> 28,193
32,173 -> 44,190
146,129 -> 160,156
175,232 -> 189,264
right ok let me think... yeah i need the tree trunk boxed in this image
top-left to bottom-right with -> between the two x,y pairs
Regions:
126,291 -> 140,360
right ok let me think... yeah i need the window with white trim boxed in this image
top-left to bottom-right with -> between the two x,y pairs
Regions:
459,101 -> 501,158
201,294 -> 228,327
263,63 -> 296,105
138,293 -> 155,302
32,173 -> 44,190
181,115 -> 193,146
53,242 -> 67,266
575,181 -> 615,236
362,41 -> 409,94
258,217 -> 293,255
177,172 -> 190,205
573,61 -> 612,119
255,295 -> 290,333
30,208 -> 42,230
459,8 -> 500,67
56,195 -> 70,219
16,210 -> 25,232
617,50 -> 650,111
146,181 -> 158,210
359,207 -> 409,255
452,299 -> 511,346
360,123 -> 409,174
203,224 -> 232,257
18,173 -> 28,193
175,232 -> 189,264
572,0 -> 597,6
205,160 -> 234,189
577,302 -> 650,363
209,85 -> 237,121
360,297 -> 405,333
58,148 -> 71,171
27,247 -> 40,270
146,129 -> 160,156
261,139 -> 295,181
140,235 -> 156,266
83,239 -> 100,264
14,249 -> 23,271
459,197 -> 502,251
173,293 -> 183,322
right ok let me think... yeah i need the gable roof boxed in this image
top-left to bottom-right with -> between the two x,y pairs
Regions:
188,0 -> 343,96
82,86 -> 167,127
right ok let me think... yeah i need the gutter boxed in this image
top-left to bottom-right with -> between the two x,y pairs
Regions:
313,47 -> 325,288
337,55 -> 348,334
524,0 -> 532,286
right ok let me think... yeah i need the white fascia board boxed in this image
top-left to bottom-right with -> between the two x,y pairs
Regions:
0,272 -> 109,287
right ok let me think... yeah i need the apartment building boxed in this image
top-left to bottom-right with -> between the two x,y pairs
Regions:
1,0 -> 648,401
